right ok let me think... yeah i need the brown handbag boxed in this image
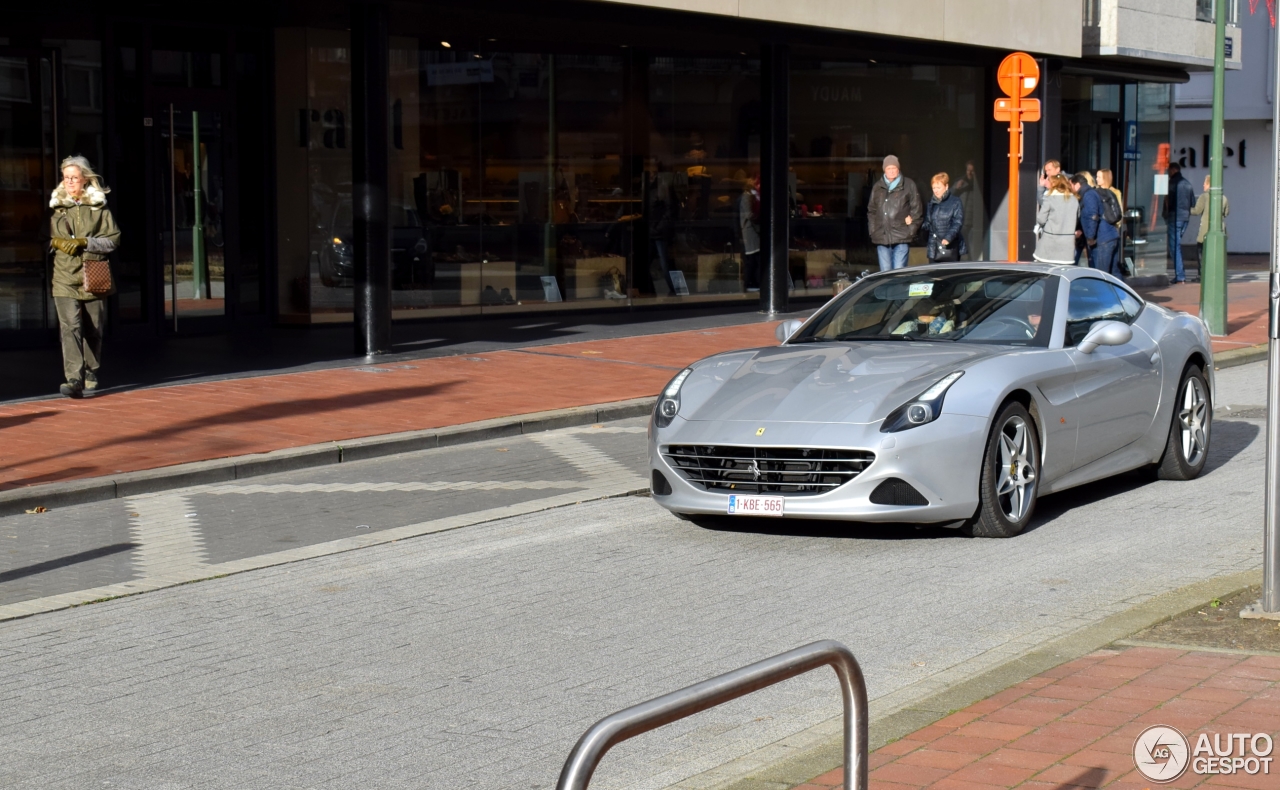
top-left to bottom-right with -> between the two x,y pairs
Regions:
83,257 -> 114,295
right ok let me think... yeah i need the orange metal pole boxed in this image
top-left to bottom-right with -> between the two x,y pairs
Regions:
1007,67 -> 1022,262
1009,120 -> 1020,261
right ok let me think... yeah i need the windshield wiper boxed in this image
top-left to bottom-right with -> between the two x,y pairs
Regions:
787,335 -> 834,343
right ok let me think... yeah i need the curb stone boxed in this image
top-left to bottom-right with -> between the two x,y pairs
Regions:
1214,342 -> 1267,370
662,568 -> 1263,790
0,397 -> 654,516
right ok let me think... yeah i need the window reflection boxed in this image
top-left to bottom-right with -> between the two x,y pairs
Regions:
790,60 -> 987,284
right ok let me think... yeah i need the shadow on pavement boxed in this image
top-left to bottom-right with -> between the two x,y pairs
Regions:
685,514 -> 967,541
0,542 -> 136,583
0,381 -> 462,485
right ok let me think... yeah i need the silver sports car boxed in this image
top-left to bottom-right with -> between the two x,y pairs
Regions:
648,264 -> 1214,537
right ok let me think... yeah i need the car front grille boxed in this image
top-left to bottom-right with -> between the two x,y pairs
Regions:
662,445 -> 875,495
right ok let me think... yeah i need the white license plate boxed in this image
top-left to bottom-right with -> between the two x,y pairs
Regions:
727,494 -> 785,517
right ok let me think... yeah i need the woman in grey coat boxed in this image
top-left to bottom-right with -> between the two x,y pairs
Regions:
1033,174 -> 1079,264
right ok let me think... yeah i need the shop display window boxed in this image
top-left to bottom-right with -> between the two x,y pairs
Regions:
789,60 -> 987,286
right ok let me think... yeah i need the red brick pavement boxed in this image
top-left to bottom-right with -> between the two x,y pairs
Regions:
793,647 -> 1280,790
0,322 -> 778,491
1135,278 -> 1269,354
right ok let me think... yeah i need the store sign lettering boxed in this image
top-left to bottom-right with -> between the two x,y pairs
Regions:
1178,136 -> 1246,169
427,61 -> 495,86
810,85 -> 862,103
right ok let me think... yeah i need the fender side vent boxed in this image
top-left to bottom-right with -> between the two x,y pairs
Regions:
651,470 -> 673,496
869,478 -> 928,506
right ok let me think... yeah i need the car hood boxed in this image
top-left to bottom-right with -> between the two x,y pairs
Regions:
681,343 -> 999,425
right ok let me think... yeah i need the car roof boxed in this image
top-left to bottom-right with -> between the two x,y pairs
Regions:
881,261 -> 1133,288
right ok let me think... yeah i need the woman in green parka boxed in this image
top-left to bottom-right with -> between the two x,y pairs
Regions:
49,155 -> 120,398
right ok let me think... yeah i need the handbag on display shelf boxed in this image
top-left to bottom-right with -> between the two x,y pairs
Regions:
82,257 -> 114,296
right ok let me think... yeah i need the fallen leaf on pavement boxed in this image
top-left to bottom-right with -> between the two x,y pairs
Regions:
25,507 -> 48,514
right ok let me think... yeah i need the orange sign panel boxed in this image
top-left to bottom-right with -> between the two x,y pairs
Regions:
997,52 -> 1040,98
994,97 -> 1041,123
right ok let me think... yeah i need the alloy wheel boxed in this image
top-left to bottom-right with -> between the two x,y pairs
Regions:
995,415 -> 1036,522
1178,376 -> 1209,467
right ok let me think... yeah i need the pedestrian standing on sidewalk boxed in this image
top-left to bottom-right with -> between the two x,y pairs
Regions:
1037,159 -> 1064,206
868,154 -> 922,271
1095,168 -> 1126,278
49,155 -> 120,399
1033,175 -> 1079,265
922,172 -> 965,263
1163,162 -> 1195,284
1190,173 -> 1229,271
1072,174 -> 1120,276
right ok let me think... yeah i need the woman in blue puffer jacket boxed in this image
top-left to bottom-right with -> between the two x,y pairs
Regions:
922,172 -> 966,262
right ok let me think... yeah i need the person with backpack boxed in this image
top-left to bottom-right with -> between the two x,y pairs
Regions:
1095,169 -> 1125,277
1071,174 -> 1122,277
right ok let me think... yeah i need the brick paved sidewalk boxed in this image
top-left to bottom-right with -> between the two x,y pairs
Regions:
796,646 -> 1280,790
1136,275 -> 1269,355
0,321 -> 778,491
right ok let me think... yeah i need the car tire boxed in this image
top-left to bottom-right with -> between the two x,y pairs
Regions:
965,402 -> 1040,538
1156,365 -> 1211,481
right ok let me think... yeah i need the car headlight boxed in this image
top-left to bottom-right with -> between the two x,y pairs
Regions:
880,371 -> 964,433
654,368 -> 693,428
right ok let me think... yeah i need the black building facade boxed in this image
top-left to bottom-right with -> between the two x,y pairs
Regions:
0,1 -> 1185,351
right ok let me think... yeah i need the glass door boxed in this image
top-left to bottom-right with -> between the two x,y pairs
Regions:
157,103 -> 226,326
0,48 -> 58,335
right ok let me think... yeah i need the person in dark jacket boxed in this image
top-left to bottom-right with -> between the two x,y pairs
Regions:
643,159 -> 679,295
922,172 -> 966,262
1163,162 -> 1195,284
1071,174 -> 1121,276
867,154 -> 922,271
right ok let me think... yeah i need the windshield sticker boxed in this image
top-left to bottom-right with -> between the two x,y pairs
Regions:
908,282 -> 933,298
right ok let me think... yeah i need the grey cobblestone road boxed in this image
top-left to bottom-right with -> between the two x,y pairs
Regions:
0,422 -> 650,609
0,363 -> 1270,790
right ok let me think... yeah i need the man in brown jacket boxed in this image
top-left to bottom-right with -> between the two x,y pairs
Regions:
49,155 -> 120,398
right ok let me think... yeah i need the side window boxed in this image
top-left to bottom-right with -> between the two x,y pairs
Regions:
1066,278 -> 1127,346
1112,285 -> 1142,322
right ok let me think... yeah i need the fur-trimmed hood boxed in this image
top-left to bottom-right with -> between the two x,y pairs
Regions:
50,183 -> 108,209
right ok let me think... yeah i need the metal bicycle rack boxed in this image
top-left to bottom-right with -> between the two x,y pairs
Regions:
555,640 -> 869,790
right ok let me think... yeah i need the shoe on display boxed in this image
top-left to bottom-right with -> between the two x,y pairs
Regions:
59,380 -> 83,399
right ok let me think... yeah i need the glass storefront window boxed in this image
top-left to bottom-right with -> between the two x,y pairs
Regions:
790,60 -> 987,285
0,40 -> 104,335
277,29 -> 993,323
645,56 -> 760,299
1127,82 -> 1172,278
1062,74 -> 1171,278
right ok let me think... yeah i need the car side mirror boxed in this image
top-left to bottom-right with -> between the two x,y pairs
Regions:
775,319 -> 805,343
1077,320 -> 1133,354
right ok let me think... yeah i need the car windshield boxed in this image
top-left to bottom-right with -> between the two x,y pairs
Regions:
792,269 -> 1056,346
